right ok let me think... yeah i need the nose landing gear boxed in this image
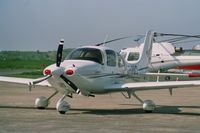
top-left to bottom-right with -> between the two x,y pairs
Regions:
56,94 -> 71,114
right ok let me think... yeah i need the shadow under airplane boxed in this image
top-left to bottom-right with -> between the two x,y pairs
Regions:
0,104 -> 199,116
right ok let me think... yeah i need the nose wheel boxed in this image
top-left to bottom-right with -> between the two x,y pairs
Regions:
56,94 -> 71,114
56,100 -> 70,114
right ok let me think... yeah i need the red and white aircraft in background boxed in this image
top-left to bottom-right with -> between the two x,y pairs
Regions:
120,38 -> 200,77
1,30 -> 200,114
167,45 -> 200,75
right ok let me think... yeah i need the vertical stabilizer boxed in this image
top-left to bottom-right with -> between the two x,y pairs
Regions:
133,30 -> 155,74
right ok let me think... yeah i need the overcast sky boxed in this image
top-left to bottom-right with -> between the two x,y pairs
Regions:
0,0 -> 200,51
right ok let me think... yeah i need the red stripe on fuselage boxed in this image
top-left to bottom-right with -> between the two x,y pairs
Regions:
177,65 -> 200,70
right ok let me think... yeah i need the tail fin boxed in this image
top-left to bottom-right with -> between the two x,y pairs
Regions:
134,30 -> 155,74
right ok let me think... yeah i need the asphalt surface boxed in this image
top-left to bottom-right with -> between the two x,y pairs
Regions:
0,82 -> 200,133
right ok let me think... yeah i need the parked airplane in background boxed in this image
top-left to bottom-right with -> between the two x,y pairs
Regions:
120,40 -> 200,76
1,30 -> 200,114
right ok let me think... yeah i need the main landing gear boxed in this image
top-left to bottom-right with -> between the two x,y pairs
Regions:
35,90 -> 58,109
131,92 -> 156,113
122,91 -> 156,113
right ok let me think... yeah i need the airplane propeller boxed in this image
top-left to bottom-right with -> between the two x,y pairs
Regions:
56,39 -> 64,67
29,39 -> 65,90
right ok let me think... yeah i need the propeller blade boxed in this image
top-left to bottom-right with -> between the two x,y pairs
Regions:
60,75 -> 79,93
56,39 -> 64,67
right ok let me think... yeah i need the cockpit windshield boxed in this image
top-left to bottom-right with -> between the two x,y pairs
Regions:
67,48 -> 103,64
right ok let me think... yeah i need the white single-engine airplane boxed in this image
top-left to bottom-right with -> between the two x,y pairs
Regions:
1,30 -> 200,114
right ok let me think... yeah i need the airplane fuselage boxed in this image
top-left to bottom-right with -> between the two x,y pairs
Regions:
44,46 -> 128,95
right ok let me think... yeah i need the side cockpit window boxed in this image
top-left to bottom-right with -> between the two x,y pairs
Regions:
106,50 -> 116,66
67,48 -> 103,64
127,52 -> 140,61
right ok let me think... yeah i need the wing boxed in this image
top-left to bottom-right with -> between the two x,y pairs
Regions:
0,76 -> 51,87
104,80 -> 200,92
145,72 -> 200,77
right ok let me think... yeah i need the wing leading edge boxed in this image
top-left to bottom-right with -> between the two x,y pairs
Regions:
0,76 -> 51,86
104,80 -> 200,92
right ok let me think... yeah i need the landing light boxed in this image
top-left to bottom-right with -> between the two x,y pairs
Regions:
44,69 -> 51,75
66,69 -> 74,76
